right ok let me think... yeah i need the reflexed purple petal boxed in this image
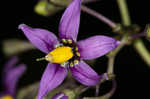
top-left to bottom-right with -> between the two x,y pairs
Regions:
19,24 -> 58,53
37,63 -> 67,99
77,36 -> 120,60
70,61 -> 101,86
2,64 -> 26,96
3,56 -> 18,73
59,0 -> 81,41
52,93 -> 68,99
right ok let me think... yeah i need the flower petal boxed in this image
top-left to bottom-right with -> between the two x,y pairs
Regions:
19,24 -> 58,53
3,56 -> 18,73
59,0 -> 81,41
2,64 -> 26,96
37,63 -> 67,99
70,61 -> 101,86
77,35 -> 120,60
52,93 -> 68,99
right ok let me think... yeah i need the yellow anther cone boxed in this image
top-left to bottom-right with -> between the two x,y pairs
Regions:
1,95 -> 13,99
46,46 -> 73,63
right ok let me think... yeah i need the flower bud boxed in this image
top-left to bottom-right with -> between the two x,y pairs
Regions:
146,25 -> 150,39
34,0 -> 62,16
34,1 -> 48,16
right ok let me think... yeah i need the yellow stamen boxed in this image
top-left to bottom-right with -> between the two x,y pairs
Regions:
70,62 -> 74,67
74,60 -> 79,65
62,39 -> 67,43
60,62 -> 68,67
1,95 -> 13,99
60,63 -> 65,67
45,46 -> 73,63
75,47 -> 78,51
67,39 -> 72,44
76,52 -> 80,56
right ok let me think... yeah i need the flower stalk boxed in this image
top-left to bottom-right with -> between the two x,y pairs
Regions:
107,56 -> 115,75
133,39 -> 150,66
117,0 -> 150,67
82,79 -> 117,99
107,35 -> 128,75
117,0 -> 131,26
81,5 -> 117,29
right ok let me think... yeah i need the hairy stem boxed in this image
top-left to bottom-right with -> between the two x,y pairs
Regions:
81,5 -> 117,28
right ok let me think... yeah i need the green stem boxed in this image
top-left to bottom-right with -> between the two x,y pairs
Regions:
117,0 -> 150,67
117,0 -> 131,26
107,35 -> 128,74
133,39 -> 150,66
107,0 -> 131,75
83,79 -> 117,99
107,56 -> 115,74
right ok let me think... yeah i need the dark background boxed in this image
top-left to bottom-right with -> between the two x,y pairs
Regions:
0,0 -> 150,98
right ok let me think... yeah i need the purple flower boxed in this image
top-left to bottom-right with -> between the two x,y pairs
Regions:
52,93 -> 68,99
0,56 -> 26,99
18,0 -> 120,99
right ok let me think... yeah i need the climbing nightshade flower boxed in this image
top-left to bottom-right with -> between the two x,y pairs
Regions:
0,56 -> 26,99
19,0 -> 120,99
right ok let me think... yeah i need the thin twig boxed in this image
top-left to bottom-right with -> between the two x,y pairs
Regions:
83,79 -> 117,99
81,5 -> 117,28
95,85 -> 100,96
107,35 -> 128,74
98,79 -> 117,99
107,56 -> 115,74
117,0 -> 131,26
82,0 -> 100,3
80,86 -> 90,93
130,32 -> 146,40
117,0 -> 150,67
133,39 -> 150,66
